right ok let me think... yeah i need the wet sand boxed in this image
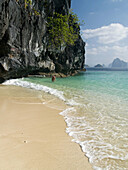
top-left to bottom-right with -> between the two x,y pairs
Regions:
0,85 -> 92,170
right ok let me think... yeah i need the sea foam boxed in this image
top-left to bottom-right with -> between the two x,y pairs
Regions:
3,79 -> 66,101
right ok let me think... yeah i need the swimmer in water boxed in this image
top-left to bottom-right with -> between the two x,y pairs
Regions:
52,75 -> 56,82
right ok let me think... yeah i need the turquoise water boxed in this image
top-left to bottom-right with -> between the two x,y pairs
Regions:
4,71 -> 128,169
26,71 -> 128,100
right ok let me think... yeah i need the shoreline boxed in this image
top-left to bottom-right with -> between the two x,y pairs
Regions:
0,85 -> 92,170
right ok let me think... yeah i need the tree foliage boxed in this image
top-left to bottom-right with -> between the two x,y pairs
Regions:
25,0 -> 32,9
24,0 -> 40,16
47,11 -> 81,49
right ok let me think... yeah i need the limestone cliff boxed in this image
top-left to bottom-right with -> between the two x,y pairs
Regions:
0,0 -> 85,83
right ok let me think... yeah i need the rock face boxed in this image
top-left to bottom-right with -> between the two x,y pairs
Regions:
0,0 -> 85,83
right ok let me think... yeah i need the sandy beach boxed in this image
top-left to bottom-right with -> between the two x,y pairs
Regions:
0,85 -> 92,170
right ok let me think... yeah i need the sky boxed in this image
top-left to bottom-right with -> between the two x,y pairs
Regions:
72,0 -> 128,66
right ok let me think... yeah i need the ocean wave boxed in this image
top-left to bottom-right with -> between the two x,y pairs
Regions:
3,79 -> 82,107
3,79 -> 66,101
59,101 -> 128,170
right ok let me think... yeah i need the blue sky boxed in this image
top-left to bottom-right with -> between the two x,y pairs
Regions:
72,0 -> 128,66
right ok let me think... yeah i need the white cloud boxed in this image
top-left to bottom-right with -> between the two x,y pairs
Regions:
86,45 -> 128,66
82,23 -> 128,66
88,45 -> 128,55
89,12 -> 95,15
82,23 -> 128,44
87,48 -> 98,55
111,45 -> 128,58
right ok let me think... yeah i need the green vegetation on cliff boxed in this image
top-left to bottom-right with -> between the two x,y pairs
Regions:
47,11 -> 80,49
24,0 -> 40,15
23,0 -> 81,48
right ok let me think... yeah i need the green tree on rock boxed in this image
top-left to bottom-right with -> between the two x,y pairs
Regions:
47,11 -> 81,49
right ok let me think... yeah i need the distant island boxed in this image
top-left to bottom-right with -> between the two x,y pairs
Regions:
94,64 -> 103,68
85,58 -> 128,71
109,58 -> 128,68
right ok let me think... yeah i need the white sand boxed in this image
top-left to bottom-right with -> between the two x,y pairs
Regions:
0,85 -> 92,170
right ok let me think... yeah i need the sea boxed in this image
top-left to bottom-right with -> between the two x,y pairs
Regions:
3,71 -> 128,170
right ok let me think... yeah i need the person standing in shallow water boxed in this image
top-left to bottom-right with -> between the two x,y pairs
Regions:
52,75 -> 56,82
